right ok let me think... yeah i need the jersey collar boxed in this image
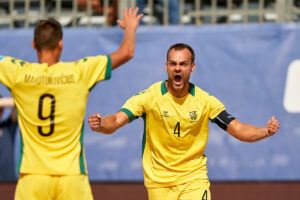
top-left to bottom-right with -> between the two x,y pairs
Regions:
161,81 -> 195,96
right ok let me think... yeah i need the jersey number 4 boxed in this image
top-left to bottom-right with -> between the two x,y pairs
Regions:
174,122 -> 180,137
38,94 -> 55,136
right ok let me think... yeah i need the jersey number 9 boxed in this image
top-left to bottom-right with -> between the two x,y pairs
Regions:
38,94 -> 55,136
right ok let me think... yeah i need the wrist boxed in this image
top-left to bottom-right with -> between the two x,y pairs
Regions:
124,26 -> 137,32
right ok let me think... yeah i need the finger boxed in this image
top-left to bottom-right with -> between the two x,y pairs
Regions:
137,13 -> 144,21
123,8 -> 128,19
133,7 -> 139,16
117,19 -> 124,28
96,113 -> 101,119
128,7 -> 133,16
88,114 -> 96,122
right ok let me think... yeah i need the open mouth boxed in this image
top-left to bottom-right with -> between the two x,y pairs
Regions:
175,75 -> 182,82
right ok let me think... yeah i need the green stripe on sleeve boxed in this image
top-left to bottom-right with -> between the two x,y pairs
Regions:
105,55 -> 112,80
120,108 -> 136,122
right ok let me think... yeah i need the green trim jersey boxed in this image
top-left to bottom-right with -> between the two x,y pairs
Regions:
120,81 -> 225,187
0,55 -> 111,175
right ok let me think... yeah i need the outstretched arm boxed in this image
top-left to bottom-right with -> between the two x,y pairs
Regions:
0,97 -> 14,107
110,7 -> 143,70
226,116 -> 279,142
0,97 -> 17,122
88,111 -> 130,134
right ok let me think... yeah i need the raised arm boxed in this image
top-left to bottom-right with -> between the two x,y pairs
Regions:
0,97 -> 14,107
0,97 -> 17,122
226,116 -> 279,142
110,7 -> 143,70
88,111 -> 130,134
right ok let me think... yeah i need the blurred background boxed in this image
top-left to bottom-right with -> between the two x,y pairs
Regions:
0,0 -> 300,199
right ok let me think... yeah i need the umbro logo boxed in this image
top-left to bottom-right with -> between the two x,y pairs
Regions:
162,111 -> 169,117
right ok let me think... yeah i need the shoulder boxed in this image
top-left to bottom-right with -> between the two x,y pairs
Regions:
75,55 -> 108,65
193,84 -> 210,98
0,55 -> 30,68
192,84 -> 223,103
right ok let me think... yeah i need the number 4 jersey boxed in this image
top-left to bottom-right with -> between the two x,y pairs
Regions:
0,55 -> 111,175
120,81 -> 225,188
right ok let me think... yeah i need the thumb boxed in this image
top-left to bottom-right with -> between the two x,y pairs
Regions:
271,116 -> 276,119
117,20 -> 125,29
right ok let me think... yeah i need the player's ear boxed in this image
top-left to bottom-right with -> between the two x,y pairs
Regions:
165,62 -> 167,72
58,39 -> 63,49
191,62 -> 195,72
32,39 -> 36,49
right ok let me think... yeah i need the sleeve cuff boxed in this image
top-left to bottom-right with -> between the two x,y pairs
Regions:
105,55 -> 112,80
120,108 -> 136,122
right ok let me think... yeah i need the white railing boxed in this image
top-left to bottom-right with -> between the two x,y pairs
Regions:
0,0 -> 300,29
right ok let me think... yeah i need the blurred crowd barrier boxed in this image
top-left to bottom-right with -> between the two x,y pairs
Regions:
1,0 -> 300,29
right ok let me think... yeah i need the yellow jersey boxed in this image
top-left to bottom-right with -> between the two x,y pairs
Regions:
0,55 -> 111,175
121,81 -> 225,187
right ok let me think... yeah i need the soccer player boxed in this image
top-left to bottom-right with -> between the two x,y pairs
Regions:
0,7 -> 142,200
88,43 -> 280,200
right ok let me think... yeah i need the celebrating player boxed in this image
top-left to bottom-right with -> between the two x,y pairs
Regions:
0,7 -> 142,200
88,43 -> 280,200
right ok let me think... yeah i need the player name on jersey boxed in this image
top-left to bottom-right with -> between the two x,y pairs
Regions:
24,74 -> 75,85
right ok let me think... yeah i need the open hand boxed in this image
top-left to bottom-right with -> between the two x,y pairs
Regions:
117,7 -> 143,30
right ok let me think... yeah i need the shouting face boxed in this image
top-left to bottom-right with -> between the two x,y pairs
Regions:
165,48 -> 195,97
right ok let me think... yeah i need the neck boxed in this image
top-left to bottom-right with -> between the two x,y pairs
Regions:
166,80 -> 190,98
37,49 -> 60,66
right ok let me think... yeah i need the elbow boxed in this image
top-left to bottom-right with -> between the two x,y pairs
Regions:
125,51 -> 134,62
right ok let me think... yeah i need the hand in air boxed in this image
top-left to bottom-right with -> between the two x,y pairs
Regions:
88,113 -> 102,132
265,116 -> 280,137
117,7 -> 143,30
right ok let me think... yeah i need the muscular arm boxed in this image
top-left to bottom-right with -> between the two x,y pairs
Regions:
88,111 -> 130,134
226,116 -> 279,142
110,7 -> 143,70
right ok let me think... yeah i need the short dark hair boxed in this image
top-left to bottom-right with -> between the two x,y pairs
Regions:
34,19 -> 63,50
167,43 -> 195,63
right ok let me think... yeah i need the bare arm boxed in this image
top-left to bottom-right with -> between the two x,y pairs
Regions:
0,97 -> 14,107
0,97 -> 17,122
88,111 -> 130,134
110,7 -> 143,70
226,116 -> 280,142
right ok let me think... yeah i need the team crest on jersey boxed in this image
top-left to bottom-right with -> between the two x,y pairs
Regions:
0,55 -> 5,62
189,111 -> 198,122
162,111 -> 169,117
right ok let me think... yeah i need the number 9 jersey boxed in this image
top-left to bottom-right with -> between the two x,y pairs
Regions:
0,55 -> 111,175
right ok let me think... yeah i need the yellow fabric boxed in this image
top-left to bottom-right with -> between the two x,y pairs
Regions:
121,81 -> 225,187
15,174 -> 93,200
0,55 -> 111,175
147,179 -> 211,200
